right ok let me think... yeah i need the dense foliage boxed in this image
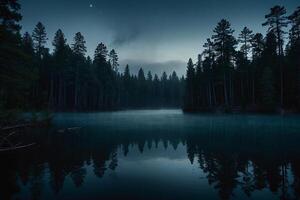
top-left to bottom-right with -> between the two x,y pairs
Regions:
184,6 -> 300,113
1,1 -> 300,113
0,0 -> 183,112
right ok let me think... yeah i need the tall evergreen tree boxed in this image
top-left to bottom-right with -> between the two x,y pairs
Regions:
203,38 -> 216,107
287,7 -> 300,109
109,49 -> 119,72
263,6 -> 288,106
32,22 -> 47,58
184,58 -> 195,110
212,19 -> 237,64
212,19 -> 237,106
251,33 -> 264,60
0,0 -> 22,36
71,32 -> 87,110
51,29 -> 71,109
0,0 -> 33,110
122,65 -> 131,107
93,43 -> 112,109
203,38 -> 214,59
137,68 -> 146,106
72,32 -> 86,56
94,43 -> 108,64
238,27 -> 254,58
288,7 -> 300,44
263,6 -> 288,56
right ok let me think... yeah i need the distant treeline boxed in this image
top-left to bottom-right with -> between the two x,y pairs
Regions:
0,0 -> 183,112
184,6 -> 300,113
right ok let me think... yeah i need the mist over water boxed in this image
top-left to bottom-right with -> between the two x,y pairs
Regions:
2,110 -> 300,200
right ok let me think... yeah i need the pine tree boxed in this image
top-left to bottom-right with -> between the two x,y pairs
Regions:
251,33 -> 264,60
153,74 -> 161,106
287,7 -> 300,109
71,32 -> 87,110
263,6 -> 288,106
203,38 -> 214,59
147,71 -> 153,81
32,22 -> 47,58
257,32 -> 277,110
288,7 -> 300,42
0,0 -> 33,110
138,68 -> 145,81
263,6 -> 288,56
170,71 -> 181,106
238,27 -> 253,59
203,39 -> 215,107
212,19 -> 237,64
138,68 -> 146,106
195,54 -> 203,108
122,65 -> 131,107
94,43 -> 108,64
72,32 -> 86,56
184,58 -> 195,110
161,72 -> 168,105
53,29 -> 67,55
109,49 -> 119,72
0,0 -> 22,36
51,29 -> 70,109
212,19 -> 237,106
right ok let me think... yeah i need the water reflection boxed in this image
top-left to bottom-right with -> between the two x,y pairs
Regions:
1,111 -> 300,200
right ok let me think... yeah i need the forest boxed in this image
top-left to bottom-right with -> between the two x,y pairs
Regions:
184,6 -> 300,113
0,0 -> 184,114
1,0 -> 300,114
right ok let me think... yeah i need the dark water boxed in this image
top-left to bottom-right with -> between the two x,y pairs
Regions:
2,110 -> 300,200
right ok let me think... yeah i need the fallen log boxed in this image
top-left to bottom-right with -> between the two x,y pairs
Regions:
0,143 -> 36,152
1,123 -> 33,131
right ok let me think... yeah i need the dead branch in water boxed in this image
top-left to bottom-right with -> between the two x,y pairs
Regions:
0,143 -> 36,152
1,123 -> 34,131
0,131 -> 17,147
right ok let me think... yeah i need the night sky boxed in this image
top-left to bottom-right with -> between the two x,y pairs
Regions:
20,0 -> 299,75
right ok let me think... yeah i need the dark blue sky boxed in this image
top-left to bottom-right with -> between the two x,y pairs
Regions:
20,0 -> 299,75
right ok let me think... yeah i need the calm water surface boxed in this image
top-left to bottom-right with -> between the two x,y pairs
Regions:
2,110 -> 300,200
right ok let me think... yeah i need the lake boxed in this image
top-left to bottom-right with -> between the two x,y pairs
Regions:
2,110 -> 300,200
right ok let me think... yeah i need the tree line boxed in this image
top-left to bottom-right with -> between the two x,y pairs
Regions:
184,5 -> 300,113
0,0 -> 183,113
2,1 -> 300,113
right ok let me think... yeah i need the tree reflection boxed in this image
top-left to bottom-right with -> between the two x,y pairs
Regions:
1,121 -> 300,200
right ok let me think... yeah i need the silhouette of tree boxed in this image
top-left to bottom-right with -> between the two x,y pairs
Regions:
109,49 -> 119,72
184,58 -> 195,110
212,19 -> 237,107
238,27 -> 254,58
263,5 -> 288,107
32,22 -> 47,59
0,0 -> 22,35
0,0 -> 36,110
72,32 -> 86,56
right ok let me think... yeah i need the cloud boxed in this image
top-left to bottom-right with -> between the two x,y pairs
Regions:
119,59 -> 187,77
111,28 -> 141,47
